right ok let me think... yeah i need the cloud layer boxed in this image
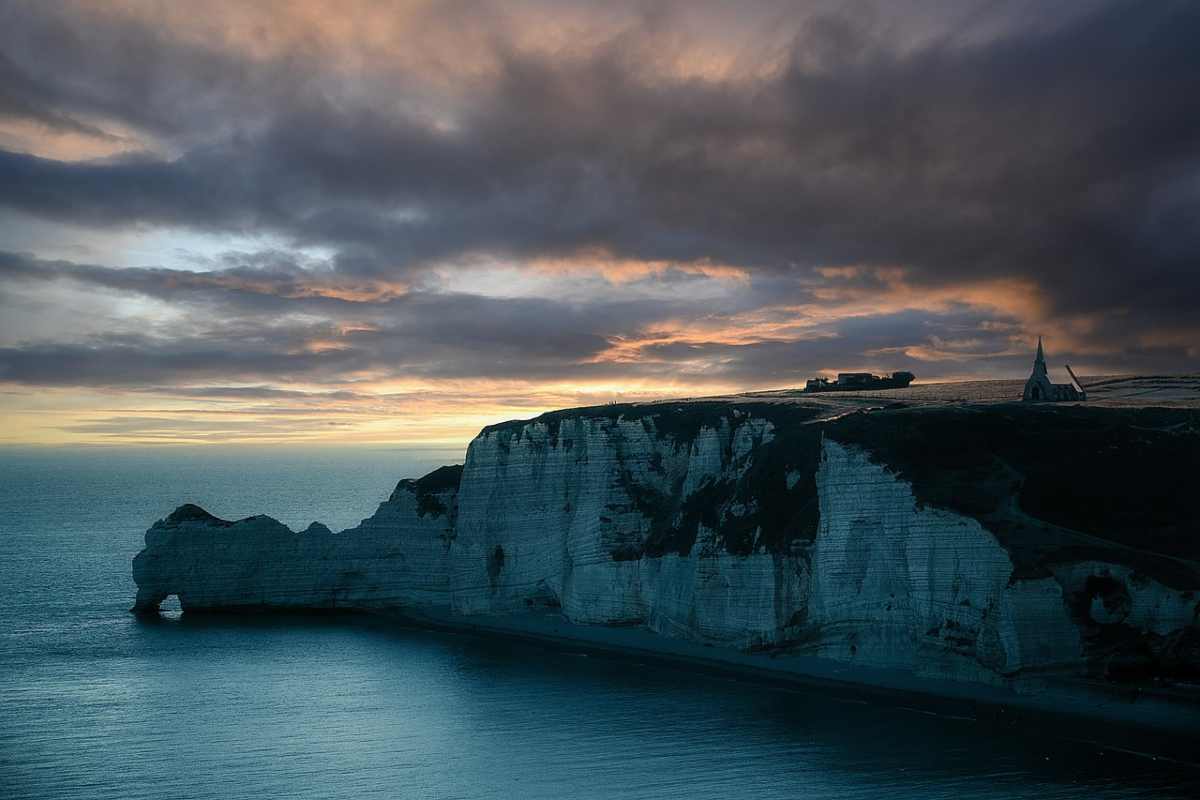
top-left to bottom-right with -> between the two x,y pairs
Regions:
1,0 -> 1197,443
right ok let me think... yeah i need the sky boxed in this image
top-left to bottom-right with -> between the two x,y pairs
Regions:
1,0 -> 1197,446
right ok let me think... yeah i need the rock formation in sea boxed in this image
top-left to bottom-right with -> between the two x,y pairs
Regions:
132,399 -> 1200,704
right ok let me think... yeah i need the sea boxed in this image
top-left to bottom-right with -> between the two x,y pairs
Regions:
1,446 -> 1196,800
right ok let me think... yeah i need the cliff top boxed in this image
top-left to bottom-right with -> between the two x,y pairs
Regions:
164,504 -> 235,527
744,374 -> 1200,410
481,376 -> 1200,438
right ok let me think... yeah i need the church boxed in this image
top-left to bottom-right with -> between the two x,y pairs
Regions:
1023,337 -> 1086,402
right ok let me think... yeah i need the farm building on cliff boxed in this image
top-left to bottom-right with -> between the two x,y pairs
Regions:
1023,337 -> 1086,402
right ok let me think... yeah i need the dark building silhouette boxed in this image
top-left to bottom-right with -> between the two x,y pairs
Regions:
1022,337 -> 1085,402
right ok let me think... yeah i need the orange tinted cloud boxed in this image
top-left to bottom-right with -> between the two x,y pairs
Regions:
528,250 -> 750,284
590,268 -> 1051,366
0,116 -> 155,162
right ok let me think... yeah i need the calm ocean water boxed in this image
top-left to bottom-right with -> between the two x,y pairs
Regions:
1,447 -> 1196,800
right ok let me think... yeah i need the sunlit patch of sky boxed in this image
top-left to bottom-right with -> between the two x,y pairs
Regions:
430,258 -> 748,304
117,231 -> 340,274
0,213 -> 338,274
0,283 -> 186,345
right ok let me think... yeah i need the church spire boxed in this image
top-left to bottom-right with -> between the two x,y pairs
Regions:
1023,336 -> 1083,402
1031,336 -> 1047,378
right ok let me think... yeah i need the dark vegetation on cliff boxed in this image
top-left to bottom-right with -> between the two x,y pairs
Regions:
634,405 -> 829,558
532,402 -> 832,559
161,504 -> 293,533
391,464 -> 464,518
415,464 -> 465,492
482,401 -> 816,447
828,405 -> 1200,587
164,504 -> 235,527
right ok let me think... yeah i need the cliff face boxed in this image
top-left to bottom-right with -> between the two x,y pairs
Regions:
132,402 -> 1200,691
132,466 -> 460,613
451,408 -> 810,647
809,439 -> 1081,681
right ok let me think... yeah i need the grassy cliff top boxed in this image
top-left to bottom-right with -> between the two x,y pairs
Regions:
480,376 -> 1200,437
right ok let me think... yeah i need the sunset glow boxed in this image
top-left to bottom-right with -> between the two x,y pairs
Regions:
2,1 -> 1197,445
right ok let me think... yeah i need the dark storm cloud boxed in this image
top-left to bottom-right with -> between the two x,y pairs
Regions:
0,250 -> 697,362
0,250 -> 409,313
0,288 -> 1022,388
0,52 -> 127,142
1,2 -> 1196,303
0,335 -> 357,387
0,251 -> 679,386
639,308 -> 1023,382
0,2 -> 313,142
0,249 -> 1183,391
0,0 -> 1198,391
0,327 -> 603,387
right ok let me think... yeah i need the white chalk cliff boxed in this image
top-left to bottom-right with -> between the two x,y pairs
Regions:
132,402 -> 1200,699
133,467 -> 459,613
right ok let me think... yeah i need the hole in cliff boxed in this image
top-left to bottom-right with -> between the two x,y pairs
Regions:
159,594 -> 183,620
1078,575 -> 1132,626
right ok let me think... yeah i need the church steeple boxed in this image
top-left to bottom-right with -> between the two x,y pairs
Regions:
1033,335 -> 1047,376
1023,336 -> 1082,402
